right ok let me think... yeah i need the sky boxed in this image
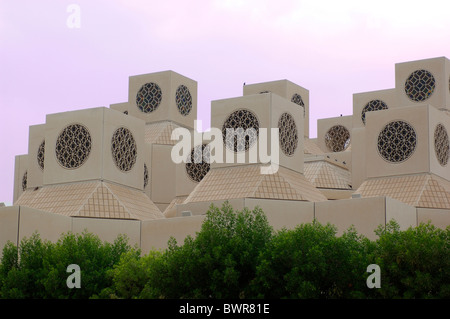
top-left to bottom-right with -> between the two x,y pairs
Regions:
1,0 -> 449,204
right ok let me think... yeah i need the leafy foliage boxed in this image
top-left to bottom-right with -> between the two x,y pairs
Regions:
0,203 -> 448,299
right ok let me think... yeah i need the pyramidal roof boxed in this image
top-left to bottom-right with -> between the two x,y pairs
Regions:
145,121 -> 182,145
304,159 -> 352,190
15,181 -> 164,220
184,165 -> 327,204
356,174 -> 450,209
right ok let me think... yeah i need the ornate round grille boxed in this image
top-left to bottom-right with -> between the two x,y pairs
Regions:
405,69 -> 435,102
176,85 -> 192,116
434,123 -> 449,167
111,127 -> 137,172
56,124 -> 92,169
37,140 -> 45,170
144,163 -> 149,189
325,125 -> 351,152
222,109 -> 259,152
22,171 -> 27,191
278,113 -> 298,156
377,121 -> 417,163
291,93 -> 305,116
361,100 -> 388,125
185,144 -> 211,183
136,82 -> 162,113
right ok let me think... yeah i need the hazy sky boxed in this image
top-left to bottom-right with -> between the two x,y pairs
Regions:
1,0 -> 449,204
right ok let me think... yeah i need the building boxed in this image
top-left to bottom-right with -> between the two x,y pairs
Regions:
1,57 -> 449,253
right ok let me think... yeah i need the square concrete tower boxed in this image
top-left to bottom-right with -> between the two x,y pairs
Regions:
26,124 -> 46,189
243,80 -> 309,138
352,88 -> 399,129
364,104 -> 450,180
317,116 -> 353,154
395,57 -> 450,110
13,154 -> 28,203
127,71 -> 197,129
43,107 -> 146,190
210,92 -> 304,174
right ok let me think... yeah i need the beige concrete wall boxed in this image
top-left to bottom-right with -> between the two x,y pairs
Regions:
351,127 -> 366,190
244,198 -> 314,230
18,206 -> 72,243
316,115 -> 353,153
365,104 -> 430,178
0,206 -> 20,248
27,124 -> 46,189
352,88 -> 399,129
417,208 -> 450,229
395,57 -> 449,110
210,93 -> 304,174
140,215 -> 205,253
243,79 -> 310,138
315,197 -> 386,239
72,217 -> 141,248
151,144 -> 176,206
13,155 -> 28,204
385,197 -> 417,230
127,71 -> 198,129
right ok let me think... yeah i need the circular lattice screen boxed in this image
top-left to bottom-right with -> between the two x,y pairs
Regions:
37,140 -> 45,170
325,125 -> 350,152
278,113 -> 298,156
185,144 -> 211,183
405,69 -> 435,102
361,100 -> 388,125
291,93 -> 305,117
434,123 -> 449,167
22,171 -> 27,191
144,163 -> 149,188
56,124 -> 92,169
222,109 -> 259,152
111,127 -> 137,172
136,82 -> 162,113
377,121 -> 417,163
176,85 -> 192,116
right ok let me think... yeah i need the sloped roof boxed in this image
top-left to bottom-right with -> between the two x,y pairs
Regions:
304,160 -> 352,190
145,121 -> 182,145
15,181 -> 164,220
303,138 -> 325,155
183,165 -> 327,204
356,174 -> 450,209
163,196 -> 188,218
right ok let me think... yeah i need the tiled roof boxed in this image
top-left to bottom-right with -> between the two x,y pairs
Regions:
184,165 -> 327,204
304,160 -> 352,190
163,196 -> 188,218
15,181 -> 164,220
356,174 -> 450,209
145,122 -> 182,145
303,138 -> 325,155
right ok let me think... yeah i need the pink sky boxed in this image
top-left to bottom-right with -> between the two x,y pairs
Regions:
1,0 -> 449,204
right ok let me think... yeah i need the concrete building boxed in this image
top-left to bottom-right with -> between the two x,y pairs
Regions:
2,57 -> 449,253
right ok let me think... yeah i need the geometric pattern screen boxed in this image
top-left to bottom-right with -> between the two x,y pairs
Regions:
324,125 -> 351,152
377,121 -> 417,163
111,127 -> 137,172
404,69 -> 435,102
222,109 -> 260,152
55,124 -> 92,169
361,100 -> 388,125
136,82 -> 162,113
278,112 -> 298,156
434,123 -> 449,167
185,144 -> 211,183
